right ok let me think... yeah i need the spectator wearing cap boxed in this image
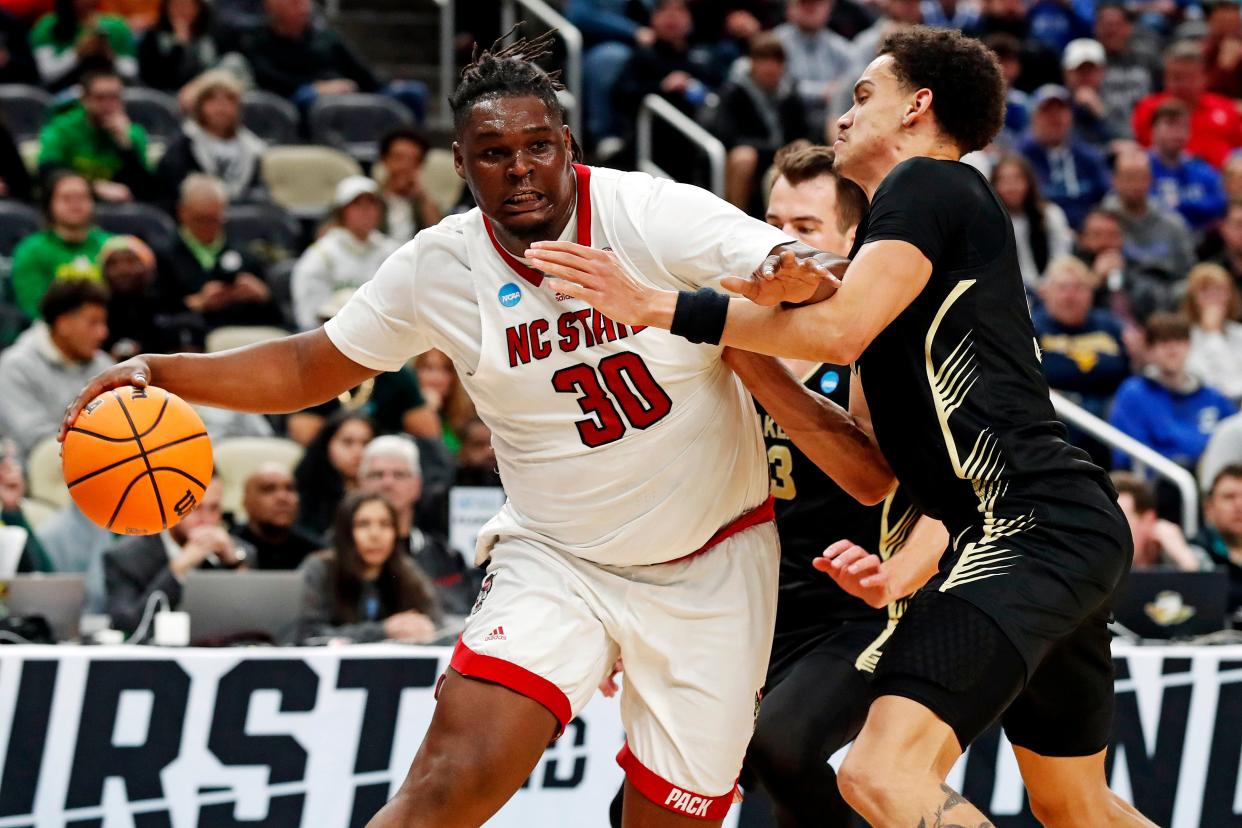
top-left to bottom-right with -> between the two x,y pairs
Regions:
98,234 -> 161,357
1109,312 -> 1237,470
1062,38 -> 1117,150
291,175 -> 401,331
0,279 -> 112,458
156,68 -> 268,210
10,171 -> 110,321
1102,148 -> 1196,316
1134,40 -> 1242,169
155,173 -> 283,342
1203,0 -> 1242,99
1095,1 -> 1159,140
37,67 -> 156,203
1019,84 -> 1111,229
374,127 -> 440,243
1148,100 -> 1227,232
711,31 -> 810,214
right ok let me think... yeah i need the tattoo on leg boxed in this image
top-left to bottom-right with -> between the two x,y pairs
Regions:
912,784 -> 995,828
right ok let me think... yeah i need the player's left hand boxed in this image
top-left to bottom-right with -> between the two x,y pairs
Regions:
812,539 -> 892,609
721,250 -> 844,306
527,241 -> 657,326
598,658 -> 623,698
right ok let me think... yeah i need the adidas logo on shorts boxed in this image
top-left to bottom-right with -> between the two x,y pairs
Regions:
484,626 -> 506,641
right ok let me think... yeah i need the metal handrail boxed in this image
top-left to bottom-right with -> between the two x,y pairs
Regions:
433,0 -> 456,130
1050,391 -> 1199,536
499,0 -> 583,139
636,94 -> 726,197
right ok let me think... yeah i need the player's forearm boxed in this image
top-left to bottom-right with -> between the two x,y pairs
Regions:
723,299 -> 867,364
726,350 -> 895,504
879,517 -> 949,600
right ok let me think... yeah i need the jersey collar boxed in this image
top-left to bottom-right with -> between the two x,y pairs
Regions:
484,163 -> 592,288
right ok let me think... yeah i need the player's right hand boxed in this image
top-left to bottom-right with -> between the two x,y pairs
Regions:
59,356 -> 153,443
813,539 -> 891,608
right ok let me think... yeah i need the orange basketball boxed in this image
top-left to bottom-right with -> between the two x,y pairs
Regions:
62,385 -> 213,536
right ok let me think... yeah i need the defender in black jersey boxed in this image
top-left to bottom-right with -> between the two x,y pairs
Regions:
538,26 -> 1154,828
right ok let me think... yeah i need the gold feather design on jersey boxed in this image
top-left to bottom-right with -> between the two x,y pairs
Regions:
919,281 -> 1031,593
854,491 -> 920,674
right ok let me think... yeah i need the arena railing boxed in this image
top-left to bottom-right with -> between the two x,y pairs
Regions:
498,0 -> 583,139
1050,390 -> 1199,536
637,94 -> 726,197
432,0 -> 456,130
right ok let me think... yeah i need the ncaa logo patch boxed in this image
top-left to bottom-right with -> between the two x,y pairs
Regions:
498,283 -> 523,307
820,370 -> 840,394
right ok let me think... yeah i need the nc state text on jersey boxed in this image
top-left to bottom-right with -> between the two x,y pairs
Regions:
506,309 -> 647,368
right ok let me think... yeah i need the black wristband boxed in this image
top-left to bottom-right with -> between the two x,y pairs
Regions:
670,288 -> 730,345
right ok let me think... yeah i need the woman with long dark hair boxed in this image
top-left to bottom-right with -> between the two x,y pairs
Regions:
991,153 -> 1073,293
293,409 -> 374,540
297,491 -> 441,643
136,0 -> 216,91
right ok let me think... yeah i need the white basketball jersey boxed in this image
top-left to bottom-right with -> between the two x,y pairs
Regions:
326,165 -> 793,566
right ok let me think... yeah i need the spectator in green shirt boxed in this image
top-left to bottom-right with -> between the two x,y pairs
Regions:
37,67 -> 156,202
29,0 -> 137,90
10,170 -> 110,319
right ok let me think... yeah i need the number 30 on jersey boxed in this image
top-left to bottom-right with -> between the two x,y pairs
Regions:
552,352 -> 673,447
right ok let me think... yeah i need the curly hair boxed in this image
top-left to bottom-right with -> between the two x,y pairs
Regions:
879,26 -> 1006,155
449,27 -> 564,130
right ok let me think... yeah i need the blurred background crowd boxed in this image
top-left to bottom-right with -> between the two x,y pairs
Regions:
1,0 -> 1242,645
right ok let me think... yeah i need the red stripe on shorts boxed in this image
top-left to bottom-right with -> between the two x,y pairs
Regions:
664,495 -> 776,566
449,639 -> 573,733
616,742 -> 734,821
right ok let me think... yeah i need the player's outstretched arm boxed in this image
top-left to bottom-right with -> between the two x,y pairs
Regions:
722,348 -> 894,504
59,329 -> 378,441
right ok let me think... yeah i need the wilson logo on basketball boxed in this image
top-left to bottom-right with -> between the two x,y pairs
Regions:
174,490 -> 198,518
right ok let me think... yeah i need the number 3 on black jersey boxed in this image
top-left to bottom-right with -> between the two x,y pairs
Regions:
768,445 -> 796,500
552,352 -> 673,447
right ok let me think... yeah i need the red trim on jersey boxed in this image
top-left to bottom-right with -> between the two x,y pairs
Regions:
665,495 -> 776,566
616,742 -> 735,821
449,638 -> 572,734
484,163 -> 593,288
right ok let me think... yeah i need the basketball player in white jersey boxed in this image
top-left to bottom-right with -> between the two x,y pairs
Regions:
61,33 -> 893,828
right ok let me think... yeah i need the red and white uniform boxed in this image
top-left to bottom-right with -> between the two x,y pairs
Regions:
325,165 -> 792,817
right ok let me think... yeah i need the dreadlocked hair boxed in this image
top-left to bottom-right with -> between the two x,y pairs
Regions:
450,27 -> 566,130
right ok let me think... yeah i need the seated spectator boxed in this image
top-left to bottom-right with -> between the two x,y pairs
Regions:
100,0 -> 160,33
156,68 -> 268,207
35,502 -> 115,612
0,8 -> 40,84
1133,40 -> 1242,169
0,279 -> 111,457
104,478 -> 253,637
98,234 -> 160,358
291,176 -> 400,331
296,491 -> 441,644
375,127 -> 440,243
1074,207 -> 1126,298
414,349 -> 476,453
774,0 -> 861,135
454,417 -> 501,488
294,410 -> 373,540
155,173 -> 283,339
0,120 -> 33,203
238,0 -> 425,120
358,435 -> 478,618
1026,0 -> 1091,54
0,441 -> 53,572
10,170 -> 109,319
1202,412 -> 1242,493
1062,38 -> 1117,150
1109,312 -> 1237,470
1094,1 -> 1158,141
920,0 -> 978,30
37,67 -> 156,203
1204,0 -> 1242,99
1113,471 -> 1207,570
982,33 -> 1029,149
1183,263 -> 1242,402
1226,154 -> 1242,204
232,462 -> 320,570
1206,200 -> 1242,286
1019,84 -> 1111,230
966,0 -> 1061,91
991,153 -> 1072,292
713,32 -> 810,214
1148,100 -> 1227,232
1033,256 -> 1130,416
137,0 -> 221,92
29,0 -> 137,91
1197,464 -> 1242,615
569,0 -> 659,150
1101,148 -> 1196,316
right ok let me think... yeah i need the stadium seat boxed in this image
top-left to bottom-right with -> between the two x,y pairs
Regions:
0,201 -> 41,258
26,436 -> 69,508
308,93 -> 412,162
423,148 -> 465,215
94,202 -> 178,252
122,88 -> 182,148
20,497 -> 57,530
204,325 -> 289,353
0,84 -> 51,143
212,435 -> 303,518
260,145 -> 361,218
225,202 -> 302,266
242,90 -> 301,146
